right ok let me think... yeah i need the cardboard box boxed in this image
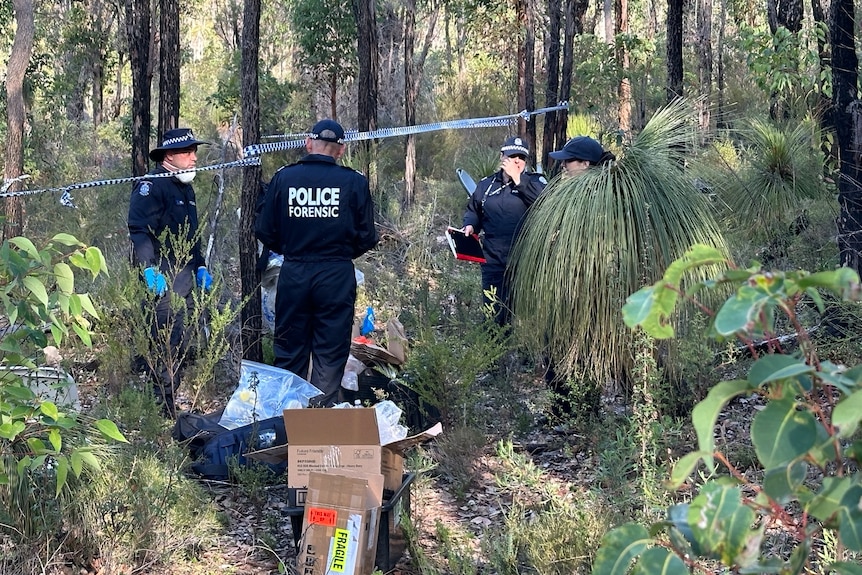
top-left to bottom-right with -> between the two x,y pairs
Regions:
286,472 -> 417,572
297,470 -> 383,575
283,407 -> 441,492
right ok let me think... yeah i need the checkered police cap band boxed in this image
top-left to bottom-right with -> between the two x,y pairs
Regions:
500,136 -> 529,157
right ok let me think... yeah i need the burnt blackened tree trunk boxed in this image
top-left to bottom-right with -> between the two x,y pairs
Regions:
667,0 -> 684,102
353,0 -> 379,189
542,0 -> 562,171
832,0 -> 862,276
3,0 -> 34,241
516,0 -> 536,154
241,0 -> 263,362
158,0 -> 180,136
125,0 -> 152,176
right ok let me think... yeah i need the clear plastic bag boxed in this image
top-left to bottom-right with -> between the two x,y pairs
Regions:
340,354 -> 366,391
219,360 -> 322,429
374,400 -> 408,444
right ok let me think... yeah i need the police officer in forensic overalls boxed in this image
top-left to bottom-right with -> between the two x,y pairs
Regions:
255,119 -> 379,406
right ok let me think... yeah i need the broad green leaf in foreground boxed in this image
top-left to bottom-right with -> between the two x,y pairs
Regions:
630,546 -> 687,575
688,482 -> 761,567
747,354 -> 813,387
833,389 -> 862,439
751,398 -> 816,468
591,522 -> 652,575
95,419 -> 128,443
692,380 -> 755,471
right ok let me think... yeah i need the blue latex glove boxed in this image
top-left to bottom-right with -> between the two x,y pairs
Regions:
143,267 -> 167,296
196,266 -> 213,290
360,306 -> 375,335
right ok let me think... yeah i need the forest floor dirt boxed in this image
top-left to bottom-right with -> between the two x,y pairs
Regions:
69,353 -> 758,575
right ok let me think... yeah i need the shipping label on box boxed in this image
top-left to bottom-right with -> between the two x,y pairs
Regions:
282,408 -> 444,491
298,471 -> 383,575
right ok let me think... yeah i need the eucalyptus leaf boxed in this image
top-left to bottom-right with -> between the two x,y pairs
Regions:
751,398 -> 816,468
630,546 -> 687,575
591,522 -> 652,575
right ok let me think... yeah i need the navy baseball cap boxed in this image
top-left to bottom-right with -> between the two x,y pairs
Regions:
549,136 -> 604,163
150,128 -> 208,161
310,119 -> 345,144
500,136 -> 530,158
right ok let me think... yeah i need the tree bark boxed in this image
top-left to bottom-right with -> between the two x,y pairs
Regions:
542,0 -> 562,171
158,0 -> 181,136
811,0 -> 832,130
615,0 -> 631,134
831,0 -> 862,276
667,0 -> 684,102
353,0 -> 379,189
3,0 -> 34,241
241,0 -> 263,362
404,0 -> 416,207
554,0 -> 588,172
716,0 -> 727,128
696,0 -> 712,140
518,0 -> 537,158
125,0 -> 152,176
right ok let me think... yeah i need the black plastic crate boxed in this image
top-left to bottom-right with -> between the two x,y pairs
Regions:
286,472 -> 415,572
342,369 -> 441,434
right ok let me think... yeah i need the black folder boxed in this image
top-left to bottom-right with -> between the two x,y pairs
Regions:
445,226 -> 486,263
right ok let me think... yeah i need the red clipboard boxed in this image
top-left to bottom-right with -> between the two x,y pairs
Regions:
445,226 -> 486,263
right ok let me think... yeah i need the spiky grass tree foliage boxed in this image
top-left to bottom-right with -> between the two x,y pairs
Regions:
509,99 -> 728,385
717,118 -> 825,240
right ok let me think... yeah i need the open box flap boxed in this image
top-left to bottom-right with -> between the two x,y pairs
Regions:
284,408 -> 381,445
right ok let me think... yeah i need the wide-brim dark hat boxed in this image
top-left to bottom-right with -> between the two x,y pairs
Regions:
548,136 -> 603,163
150,128 -> 209,161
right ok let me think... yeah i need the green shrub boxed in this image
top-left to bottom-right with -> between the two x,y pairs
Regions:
593,244 -> 862,574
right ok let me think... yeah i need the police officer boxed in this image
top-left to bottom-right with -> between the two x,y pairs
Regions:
255,119 -> 378,407
462,136 -> 546,325
128,127 -> 213,416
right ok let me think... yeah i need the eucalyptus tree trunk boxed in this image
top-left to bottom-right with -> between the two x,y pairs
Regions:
404,0 -> 417,207
667,0 -> 684,101
402,0 -> 439,208
241,0 -> 263,362
516,0 -> 537,155
696,0 -> 712,140
3,0 -> 34,241
125,0 -> 152,176
831,0 -> 862,276
158,0 -> 180,135
542,0 -> 562,171
554,0 -> 587,171
603,0 -> 613,43
615,0 -> 631,134
716,0 -> 727,129
353,0 -> 378,188
811,0 -> 832,130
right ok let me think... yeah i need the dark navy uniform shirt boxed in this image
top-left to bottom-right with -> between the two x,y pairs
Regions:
462,169 -> 546,268
255,154 -> 379,262
128,165 -> 204,270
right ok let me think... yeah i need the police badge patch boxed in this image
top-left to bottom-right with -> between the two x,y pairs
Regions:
138,182 -> 151,196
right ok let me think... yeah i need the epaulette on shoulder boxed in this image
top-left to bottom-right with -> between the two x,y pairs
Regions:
337,164 -> 366,176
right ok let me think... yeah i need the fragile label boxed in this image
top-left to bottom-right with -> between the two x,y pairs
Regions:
328,528 -> 350,572
307,506 -> 337,527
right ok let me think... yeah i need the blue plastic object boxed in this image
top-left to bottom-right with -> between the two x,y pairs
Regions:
360,306 -> 375,335
196,266 -> 213,290
144,267 -> 167,296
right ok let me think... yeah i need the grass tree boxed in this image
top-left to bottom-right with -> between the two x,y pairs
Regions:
712,118 -> 826,254
509,99 -> 728,389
